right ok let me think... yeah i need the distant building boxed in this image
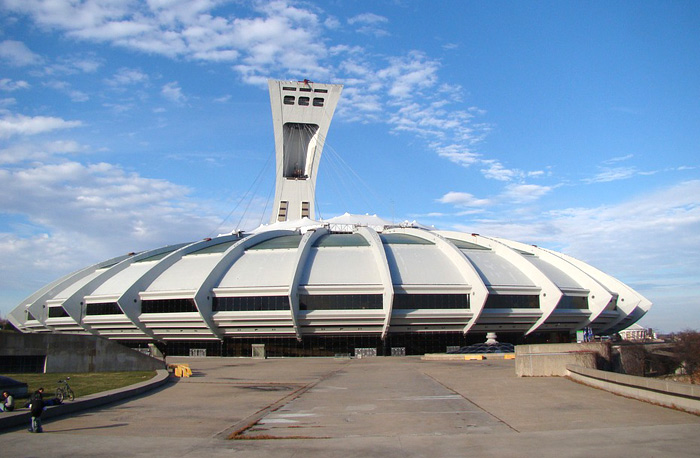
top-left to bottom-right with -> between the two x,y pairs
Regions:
619,323 -> 654,341
8,80 -> 652,357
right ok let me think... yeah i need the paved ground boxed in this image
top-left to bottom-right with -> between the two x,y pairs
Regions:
3,356 -> 700,457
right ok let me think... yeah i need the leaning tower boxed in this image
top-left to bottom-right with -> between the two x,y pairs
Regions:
268,79 -> 343,223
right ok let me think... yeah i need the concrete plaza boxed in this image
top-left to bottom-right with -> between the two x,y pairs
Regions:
3,356 -> 700,457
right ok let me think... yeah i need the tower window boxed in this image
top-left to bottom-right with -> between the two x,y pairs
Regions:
282,122 -> 318,178
313,98 -> 324,107
283,95 -> 295,105
298,97 -> 310,106
277,201 -> 288,221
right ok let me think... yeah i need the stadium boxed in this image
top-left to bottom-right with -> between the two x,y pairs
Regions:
7,80 -> 651,357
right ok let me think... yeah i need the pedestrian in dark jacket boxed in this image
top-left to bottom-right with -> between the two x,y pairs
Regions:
29,387 -> 45,433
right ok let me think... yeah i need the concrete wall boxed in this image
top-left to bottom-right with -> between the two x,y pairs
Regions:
515,342 -> 611,377
567,365 -> 700,415
516,351 -> 597,377
515,342 -> 612,362
0,333 -> 164,373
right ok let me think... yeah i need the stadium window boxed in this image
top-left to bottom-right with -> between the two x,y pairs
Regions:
483,295 -> 540,309
141,299 -> 198,314
213,296 -> 290,312
557,296 -> 589,310
86,302 -> 123,315
393,294 -> 470,309
48,306 -> 70,318
299,294 -> 383,311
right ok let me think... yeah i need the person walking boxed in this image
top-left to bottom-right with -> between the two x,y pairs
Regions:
1,391 -> 14,412
29,387 -> 45,433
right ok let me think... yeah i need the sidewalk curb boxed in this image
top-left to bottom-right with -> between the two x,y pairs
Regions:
0,369 -> 171,431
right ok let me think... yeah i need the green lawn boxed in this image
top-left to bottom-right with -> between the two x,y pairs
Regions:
2,371 -> 157,408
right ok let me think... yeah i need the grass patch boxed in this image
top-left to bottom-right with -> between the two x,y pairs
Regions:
2,371 -> 157,408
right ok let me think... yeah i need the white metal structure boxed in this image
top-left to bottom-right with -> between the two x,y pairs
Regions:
8,79 -> 650,355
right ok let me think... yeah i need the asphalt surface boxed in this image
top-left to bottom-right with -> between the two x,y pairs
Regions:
2,356 -> 700,457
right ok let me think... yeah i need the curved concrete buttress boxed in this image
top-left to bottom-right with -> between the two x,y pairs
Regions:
356,226 -> 395,340
477,235 -> 563,335
494,238 -> 613,333
192,230 -> 302,341
384,228 -> 488,335
10,254 -> 133,332
287,228 -> 329,341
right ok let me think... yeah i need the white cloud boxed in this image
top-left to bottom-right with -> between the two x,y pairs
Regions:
0,159 -> 222,305
161,81 -> 186,104
0,40 -> 43,66
348,13 -> 389,37
0,160 -> 217,245
432,144 -> 480,167
40,54 -> 103,76
43,80 -> 90,102
106,67 -> 150,86
481,161 -> 518,182
0,113 -> 82,139
0,98 -> 17,108
0,78 -> 30,91
348,13 -> 388,26
437,191 -> 490,207
0,140 -> 87,164
604,153 -> 634,164
2,0 -> 495,176
377,51 -> 439,99
584,166 -> 638,183
501,183 -> 552,203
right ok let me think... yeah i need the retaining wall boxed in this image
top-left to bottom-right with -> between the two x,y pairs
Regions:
514,342 -> 612,377
516,351 -> 597,377
567,365 -> 700,415
0,333 -> 164,373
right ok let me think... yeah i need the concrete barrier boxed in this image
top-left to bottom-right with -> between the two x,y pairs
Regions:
514,342 -> 613,377
515,342 -> 611,362
0,369 -> 170,431
421,353 -> 513,361
566,365 -> 700,415
516,351 -> 597,377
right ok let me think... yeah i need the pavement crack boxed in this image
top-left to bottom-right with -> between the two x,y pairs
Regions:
422,371 -> 520,433
218,361 -> 351,440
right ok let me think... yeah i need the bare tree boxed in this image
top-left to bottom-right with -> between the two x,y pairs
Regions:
672,329 -> 700,384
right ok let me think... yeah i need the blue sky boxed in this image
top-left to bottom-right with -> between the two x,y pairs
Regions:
0,0 -> 698,333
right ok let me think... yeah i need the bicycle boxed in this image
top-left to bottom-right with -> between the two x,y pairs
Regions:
56,377 -> 75,402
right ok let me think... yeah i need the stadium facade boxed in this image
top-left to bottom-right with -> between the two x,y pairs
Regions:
8,80 -> 651,356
